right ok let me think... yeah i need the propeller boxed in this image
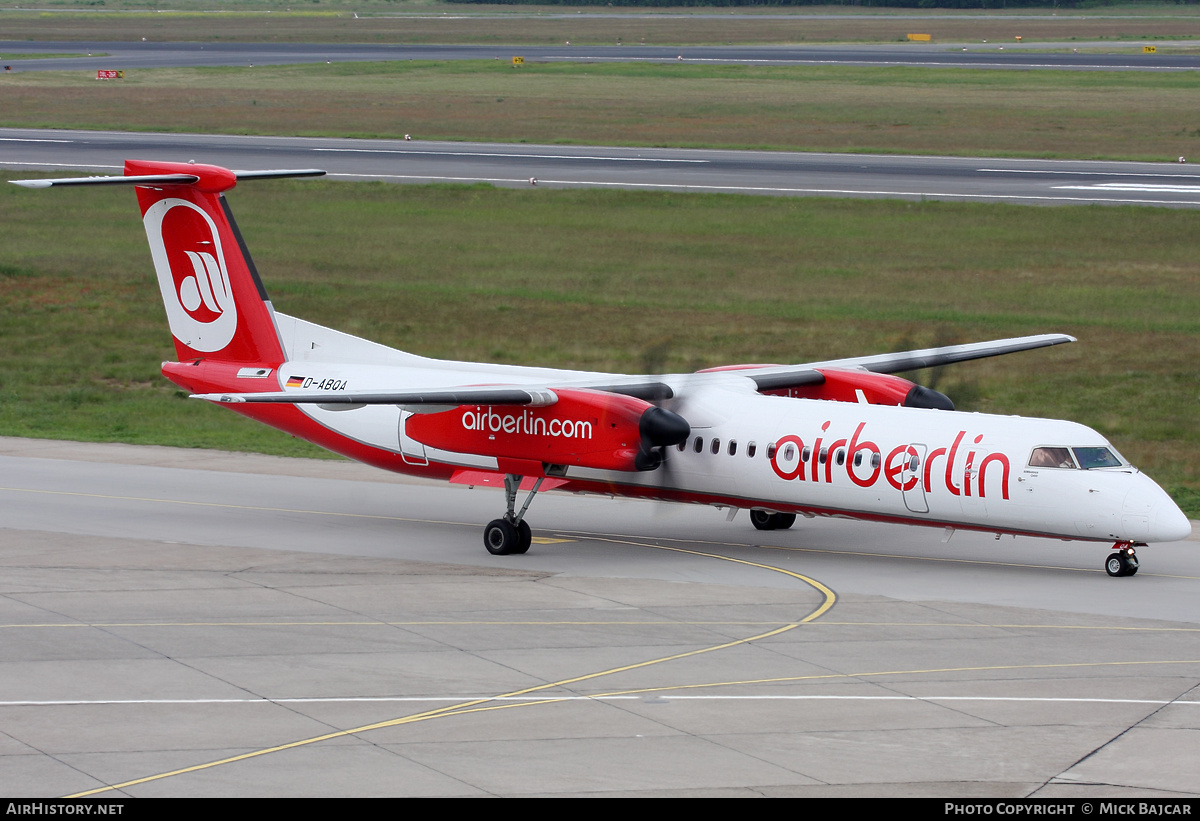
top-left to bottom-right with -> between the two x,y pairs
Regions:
634,406 -> 690,471
632,339 -> 691,482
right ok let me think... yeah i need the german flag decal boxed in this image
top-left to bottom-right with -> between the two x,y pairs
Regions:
286,375 -> 305,388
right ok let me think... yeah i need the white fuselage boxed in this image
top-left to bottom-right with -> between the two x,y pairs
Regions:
272,314 -> 1190,546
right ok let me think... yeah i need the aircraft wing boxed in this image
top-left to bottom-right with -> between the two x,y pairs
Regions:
194,380 -> 675,407
195,387 -> 560,407
733,333 -> 1076,392
194,335 -> 1072,407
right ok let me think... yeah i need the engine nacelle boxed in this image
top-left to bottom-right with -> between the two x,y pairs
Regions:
406,388 -> 671,472
763,369 -> 954,410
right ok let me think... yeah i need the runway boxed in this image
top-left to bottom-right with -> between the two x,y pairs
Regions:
5,128 -> 1200,208
3,40 -> 1199,73
2,437 -> 1198,797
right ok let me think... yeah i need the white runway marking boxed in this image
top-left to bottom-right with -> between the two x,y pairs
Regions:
325,172 -> 1200,205
979,168 -> 1200,180
1055,183 -> 1200,193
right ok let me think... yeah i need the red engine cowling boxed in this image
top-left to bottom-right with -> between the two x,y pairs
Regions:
406,388 -> 656,472
764,369 -> 954,410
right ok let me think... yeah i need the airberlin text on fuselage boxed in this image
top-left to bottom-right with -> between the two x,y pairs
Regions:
462,407 -> 594,440
770,421 -> 1011,500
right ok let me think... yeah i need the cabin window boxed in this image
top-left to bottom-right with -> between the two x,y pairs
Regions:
819,448 -> 828,465
728,440 -> 737,456
835,449 -> 846,466
747,442 -> 757,458
783,443 -> 796,461
677,441 -> 687,452
853,452 -> 862,467
1028,447 -> 1076,469
908,454 -> 919,472
711,438 -> 721,455
766,443 -> 776,460
802,446 -> 811,463
1073,447 -> 1123,470
871,453 -> 882,469
694,436 -> 704,454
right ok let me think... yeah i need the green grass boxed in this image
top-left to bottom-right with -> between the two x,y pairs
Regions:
4,61 -> 1200,160
3,176 -> 1198,513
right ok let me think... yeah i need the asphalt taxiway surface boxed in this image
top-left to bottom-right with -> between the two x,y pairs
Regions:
2,39 -> 1199,73
5,128 -> 1200,208
2,437 -> 1198,797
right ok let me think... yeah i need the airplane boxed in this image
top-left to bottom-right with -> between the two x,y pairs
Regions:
12,160 -> 1191,577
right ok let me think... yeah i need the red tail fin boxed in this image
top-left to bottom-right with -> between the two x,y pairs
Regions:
128,160 -> 286,364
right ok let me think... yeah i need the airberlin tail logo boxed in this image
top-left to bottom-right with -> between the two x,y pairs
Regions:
143,197 -> 238,353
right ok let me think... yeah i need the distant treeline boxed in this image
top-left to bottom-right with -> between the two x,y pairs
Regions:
445,1 -> 1197,7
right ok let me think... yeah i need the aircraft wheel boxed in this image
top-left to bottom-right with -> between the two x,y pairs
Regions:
484,519 -> 518,555
774,513 -> 797,530
511,520 -> 532,555
1105,550 -> 1138,577
750,510 -> 776,531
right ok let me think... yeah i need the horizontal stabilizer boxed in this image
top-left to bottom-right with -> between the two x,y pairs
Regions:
11,173 -> 201,189
10,169 -> 325,188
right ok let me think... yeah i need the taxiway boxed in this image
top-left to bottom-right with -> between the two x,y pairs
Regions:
2,437 -> 1197,797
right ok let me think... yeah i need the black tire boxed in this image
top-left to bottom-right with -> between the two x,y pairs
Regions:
512,520 -> 532,555
774,513 -> 797,530
750,510 -> 776,531
484,518 -> 517,555
1105,552 -> 1130,577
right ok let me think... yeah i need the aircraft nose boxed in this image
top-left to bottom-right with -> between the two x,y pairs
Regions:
1124,475 -> 1192,543
1149,497 -> 1192,543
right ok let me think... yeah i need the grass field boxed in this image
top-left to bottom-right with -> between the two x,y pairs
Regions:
3,3 -> 1198,515
4,61 -> 1200,160
4,2 -> 1200,45
3,175 -> 1198,512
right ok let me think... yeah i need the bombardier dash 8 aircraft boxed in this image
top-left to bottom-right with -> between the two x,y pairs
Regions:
13,161 -> 1191,576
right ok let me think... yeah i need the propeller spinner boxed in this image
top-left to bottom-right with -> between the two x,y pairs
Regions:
634,406 -> 690,471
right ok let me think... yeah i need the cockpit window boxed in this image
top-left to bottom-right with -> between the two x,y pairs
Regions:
1028,447 -> 1076,469
1072,447 -> 1123,469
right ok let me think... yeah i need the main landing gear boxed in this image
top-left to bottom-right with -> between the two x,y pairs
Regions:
750,510 -> 797,531
1105,542 -> 1141,577
483,474 -> 543,556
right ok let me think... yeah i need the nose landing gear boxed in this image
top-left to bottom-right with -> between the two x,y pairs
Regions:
1105,542 -> 1141,577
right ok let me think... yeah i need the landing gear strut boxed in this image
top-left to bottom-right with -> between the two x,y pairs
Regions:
1105,542 -> 1140,577
483,474 -> 542,556
750,510 -> 797,531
